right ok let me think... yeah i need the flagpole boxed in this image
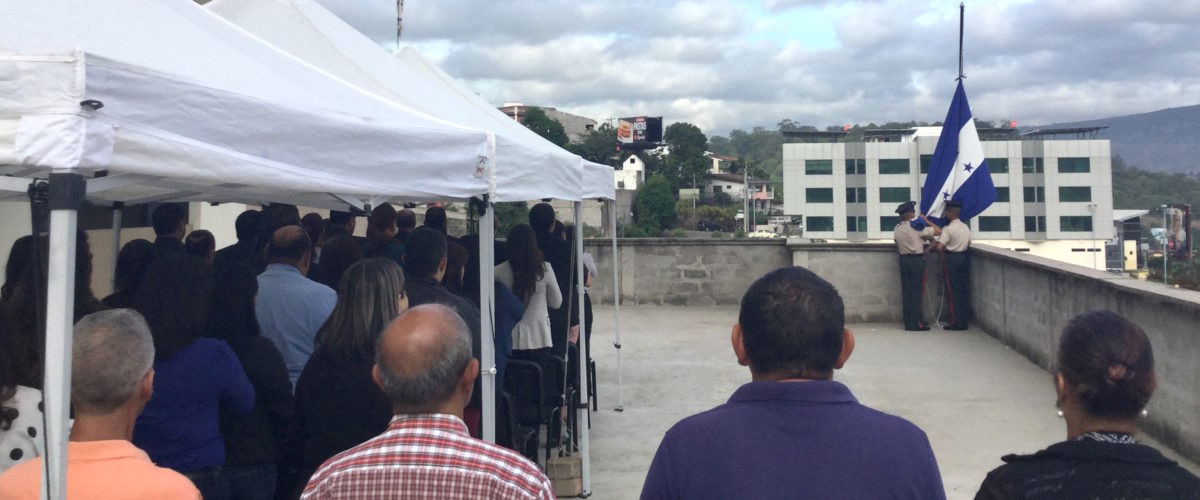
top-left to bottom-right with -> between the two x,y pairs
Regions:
957,2 -> 965,80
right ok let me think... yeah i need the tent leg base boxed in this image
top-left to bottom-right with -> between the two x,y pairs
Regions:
613,405 -> 624,412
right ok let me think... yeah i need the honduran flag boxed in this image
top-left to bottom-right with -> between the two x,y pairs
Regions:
919,81 -> 997,223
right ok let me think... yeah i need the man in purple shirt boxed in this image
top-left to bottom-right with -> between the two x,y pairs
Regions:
640,266 -> 946,500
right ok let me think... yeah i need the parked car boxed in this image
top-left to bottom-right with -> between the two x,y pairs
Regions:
748,230 -> 780,239
697,221 -> 724,232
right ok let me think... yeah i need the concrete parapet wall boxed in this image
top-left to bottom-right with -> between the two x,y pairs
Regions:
788,242 -> 906,323
582,239 -> 906,321
971,244 -> 1200,463
583,239 -> 790,306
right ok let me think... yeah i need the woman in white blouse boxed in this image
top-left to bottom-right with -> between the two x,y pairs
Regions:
495,224 -> 562,359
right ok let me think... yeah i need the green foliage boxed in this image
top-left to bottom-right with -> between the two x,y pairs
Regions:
669,228 -> 687,238
634,174 -> 677,232
1148,253 -> 1200,291
676,202 -> 737,233
493,202 -> 529,237
711,231 -> 728,239
734,229 -> 747,238
568,122 -> 620,166
1113,155 -> 1200,211
521,107 -> 569,148
583,224 -> 603,239
663,122 -> 709,190
618,224 -> 651,238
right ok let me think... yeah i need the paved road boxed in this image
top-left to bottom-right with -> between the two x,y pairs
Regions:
582,305 -> 1198,500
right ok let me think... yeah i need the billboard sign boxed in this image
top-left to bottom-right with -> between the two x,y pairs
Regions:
1166,204 -> 1192,260
617,116 -> 663,147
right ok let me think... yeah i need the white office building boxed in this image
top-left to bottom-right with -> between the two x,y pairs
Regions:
782,127 -> 1114,270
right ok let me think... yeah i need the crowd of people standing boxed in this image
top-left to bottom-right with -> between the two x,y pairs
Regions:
0,201 -> 592,499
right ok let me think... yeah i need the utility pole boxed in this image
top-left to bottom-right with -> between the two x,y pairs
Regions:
1162,204 -> 1169,285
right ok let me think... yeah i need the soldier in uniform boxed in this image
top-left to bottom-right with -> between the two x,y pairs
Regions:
931,201 -> 972,331
893,201 -> 939,331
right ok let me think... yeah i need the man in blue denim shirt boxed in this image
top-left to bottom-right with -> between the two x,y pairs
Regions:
255,226 -> 337,390
640,267 -> 946,500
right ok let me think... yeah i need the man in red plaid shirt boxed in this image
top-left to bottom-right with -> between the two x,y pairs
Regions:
302,304 -> 554,499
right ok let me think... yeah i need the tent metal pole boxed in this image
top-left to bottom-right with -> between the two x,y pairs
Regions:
574,202 -> 591,496
109,202 -> 123,292
480,201 -> 497,443
41,172 -> 86,500
610,199 -> 624,412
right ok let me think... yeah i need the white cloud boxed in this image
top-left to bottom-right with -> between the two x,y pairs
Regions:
322,0 -> 1200,136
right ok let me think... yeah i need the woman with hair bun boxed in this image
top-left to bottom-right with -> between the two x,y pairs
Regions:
976,310 -> 1200,499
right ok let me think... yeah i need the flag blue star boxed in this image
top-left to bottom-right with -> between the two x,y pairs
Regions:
964,162 -> 974,172
943,191 -> 951,199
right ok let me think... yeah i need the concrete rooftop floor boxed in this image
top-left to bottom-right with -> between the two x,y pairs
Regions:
582,305 -> 1199,500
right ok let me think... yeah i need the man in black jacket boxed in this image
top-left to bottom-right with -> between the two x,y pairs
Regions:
529,203 -> 578,359
150,203 -> 187,258
213,209 -> 261,271
402,227 -> 485,432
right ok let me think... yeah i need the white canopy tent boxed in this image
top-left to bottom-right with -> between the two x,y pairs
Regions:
210,2 -> 623,494
0,0 -> 511,498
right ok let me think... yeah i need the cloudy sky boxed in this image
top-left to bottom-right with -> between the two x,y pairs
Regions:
318,0 -> 1200,137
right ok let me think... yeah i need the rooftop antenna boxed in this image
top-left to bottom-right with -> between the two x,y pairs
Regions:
396,0 -> 404,49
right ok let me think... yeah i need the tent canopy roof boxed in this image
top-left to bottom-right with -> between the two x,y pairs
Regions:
0,0 -> 493,207
209,0 -> 595,202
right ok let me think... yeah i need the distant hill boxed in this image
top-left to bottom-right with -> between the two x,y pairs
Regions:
1035,104 -> 1200,174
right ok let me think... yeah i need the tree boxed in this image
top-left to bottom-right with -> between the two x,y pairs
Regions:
493,202 -> 529,237
663,122 -> 708,190
522,107 -> 569,148
634,174 -> 677,233
568,122 -> 619,166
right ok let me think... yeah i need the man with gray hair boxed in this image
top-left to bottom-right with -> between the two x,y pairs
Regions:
302,304 -> 553,500
0,309 -> 199,499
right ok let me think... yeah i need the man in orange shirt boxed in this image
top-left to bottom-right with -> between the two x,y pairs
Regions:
0,309 -> 199,499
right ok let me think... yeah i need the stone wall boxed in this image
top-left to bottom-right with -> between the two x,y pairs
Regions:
971,244 -> 1200,463
583,239 -> 791,306
788,242 -> 910,323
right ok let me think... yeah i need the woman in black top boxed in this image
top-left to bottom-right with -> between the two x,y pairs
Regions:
976,311 -> 1200,499
294,258 -> 407,478
206,264 -> 294,500
101,239 -> 155,309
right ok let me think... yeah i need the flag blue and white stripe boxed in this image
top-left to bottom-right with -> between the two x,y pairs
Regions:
919,81 -> 997,222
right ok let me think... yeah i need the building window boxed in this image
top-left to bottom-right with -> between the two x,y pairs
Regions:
713,186 -> 722,194
847,216 -> 868,232
806,188 -> 834,203
920,154 -> 933,174
1025,216 -> 1047,233
988,158 -> 1009,174
978,216 -> 1011,232
1061,216 -> 1094,232
1022,157 -> 1044,174
1023,186 -> 1046,203
1058,157 -> 1091,173
880,216 -> 900,229
879,159 -> 910,174
846,187 -> 867,203
1059,186 -> 1092,202
879,187 -> 911,203
806,159 -> 833,175
807,216 -> 834,232
844,159 -> 865,175
996,187 -> 1010,203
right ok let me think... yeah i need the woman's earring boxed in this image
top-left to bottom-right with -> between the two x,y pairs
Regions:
1141,409 -> 1149,418
1056,409 -> 1064,419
